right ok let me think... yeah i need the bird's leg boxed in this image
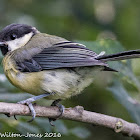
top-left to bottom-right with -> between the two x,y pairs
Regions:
14,92 -> 55,122
49,99 -> 65,126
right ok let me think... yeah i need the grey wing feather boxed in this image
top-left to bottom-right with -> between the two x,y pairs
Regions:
32,42 -> 108,70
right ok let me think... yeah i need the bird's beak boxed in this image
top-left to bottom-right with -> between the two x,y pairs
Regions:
0,42 -> 7,47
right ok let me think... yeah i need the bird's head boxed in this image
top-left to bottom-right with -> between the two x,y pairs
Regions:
0,23 -> 39,55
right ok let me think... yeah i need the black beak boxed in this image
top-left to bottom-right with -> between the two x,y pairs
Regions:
0,42 -> 7,47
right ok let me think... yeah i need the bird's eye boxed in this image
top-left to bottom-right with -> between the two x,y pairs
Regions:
10,34 -> 17,40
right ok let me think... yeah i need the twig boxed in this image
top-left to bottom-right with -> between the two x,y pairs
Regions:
0,102 -> 140,139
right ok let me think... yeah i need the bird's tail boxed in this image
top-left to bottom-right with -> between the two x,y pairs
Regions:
96,50 -> 140,62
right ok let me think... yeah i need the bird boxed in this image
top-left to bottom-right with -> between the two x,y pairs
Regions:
0,23 -> 140,124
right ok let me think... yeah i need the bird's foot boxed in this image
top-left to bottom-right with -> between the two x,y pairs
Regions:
14,99 -> 36,122
49,99 -> 65,126
5,113 -> 11,118
14,93 -> 54,122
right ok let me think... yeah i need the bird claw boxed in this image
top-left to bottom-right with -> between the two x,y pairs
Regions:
27,103 -> 36,122
49,99 -> 65,126
49,119 -> 56,126
5,113 -> 18,121
14,115 -> 17,120
4,113 -> 11,118
7,93 -> 53,122
57,104 -> 65,118
14,100 -> 36,122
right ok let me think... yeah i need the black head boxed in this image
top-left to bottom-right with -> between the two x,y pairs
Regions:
0,23 -> 38,55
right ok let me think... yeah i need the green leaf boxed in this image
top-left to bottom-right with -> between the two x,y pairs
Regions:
108,79 -> 140,125
54,120 -> 69,135
34,118 -> 53,133
77,39 -> 140,124
17,122 -> 41,134
0,93 -> 33,102
70,127 -> 90,139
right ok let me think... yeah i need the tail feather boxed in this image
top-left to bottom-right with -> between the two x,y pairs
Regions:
96,50 -> 140,62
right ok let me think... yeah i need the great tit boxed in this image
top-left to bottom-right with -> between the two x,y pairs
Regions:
0,23 -> 140,123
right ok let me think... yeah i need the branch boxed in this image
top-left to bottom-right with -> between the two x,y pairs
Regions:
0,102 -> 140,139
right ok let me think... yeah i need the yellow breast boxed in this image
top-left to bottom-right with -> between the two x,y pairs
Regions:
2,54 -> 45,95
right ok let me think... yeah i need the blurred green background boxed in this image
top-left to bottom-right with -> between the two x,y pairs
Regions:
0,0 -> 140,140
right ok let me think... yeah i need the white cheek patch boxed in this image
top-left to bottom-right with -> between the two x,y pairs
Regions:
7,32 -> 33,51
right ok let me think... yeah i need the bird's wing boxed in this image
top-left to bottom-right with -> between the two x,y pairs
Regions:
33,42 -> 107,70
16,42 -> 108,72
16,58 -> 42,72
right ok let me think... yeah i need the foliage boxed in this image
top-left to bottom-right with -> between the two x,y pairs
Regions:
0,0 -> 140,140
79,39 -> 140,125
0,39 -> 140,140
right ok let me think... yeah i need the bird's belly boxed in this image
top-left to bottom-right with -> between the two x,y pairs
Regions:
41,67 -> 101,100
4,70 -> 46,95
4,64 -> 101,100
